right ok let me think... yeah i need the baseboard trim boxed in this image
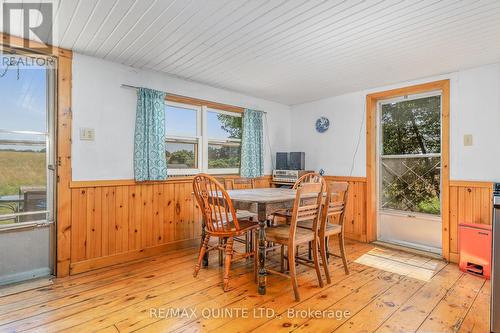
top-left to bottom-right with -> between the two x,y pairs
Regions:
449,252 -> 459,264
345,232 -> 367,242
69,239 -> 199,275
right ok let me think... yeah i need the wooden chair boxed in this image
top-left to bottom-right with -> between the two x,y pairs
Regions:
271,172 -> 325,223
298,181 -> 350,284
224,177 -> 255,190
223,177 -> 257,255
263,182 -> 325,301
193,174 -> 259,291
271,173 -> 326,259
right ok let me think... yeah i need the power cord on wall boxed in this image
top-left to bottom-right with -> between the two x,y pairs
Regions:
349,103 -> 366,177
264,112 -> 275,170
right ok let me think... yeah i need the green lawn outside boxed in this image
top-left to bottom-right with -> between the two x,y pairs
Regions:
0,150 -> 46,196
0,150 -> 46,224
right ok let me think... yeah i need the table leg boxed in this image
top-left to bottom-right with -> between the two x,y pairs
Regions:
258,218 -> 267,295
201,221 -> 209,267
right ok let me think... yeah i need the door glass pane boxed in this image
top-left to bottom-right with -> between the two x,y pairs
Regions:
0,59 -> 47,132
381,96 -> 441,155
380,156 -> 441,215
165,105 -> 197,137
380,95 -> 441,215
207,111 -> 242,140
0,61 -> 49,225
208,143 -> 241,169
0,136 -> 48,224
166,141 -> 197,169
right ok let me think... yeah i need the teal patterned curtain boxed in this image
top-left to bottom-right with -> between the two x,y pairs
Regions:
240,109 -> 264,178
134,87 -> 167,181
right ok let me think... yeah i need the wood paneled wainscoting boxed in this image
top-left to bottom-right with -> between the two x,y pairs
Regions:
67,176 -> 271,275
448,180 -> 494,263
64,176 -> 490,275
325,177 -> 493,264
324,176 -> 368,242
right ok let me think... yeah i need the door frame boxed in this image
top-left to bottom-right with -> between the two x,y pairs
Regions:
366,80 -> 451,261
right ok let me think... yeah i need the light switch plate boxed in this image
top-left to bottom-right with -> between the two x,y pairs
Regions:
463,134 -> 473,146
80,128 -> 95,141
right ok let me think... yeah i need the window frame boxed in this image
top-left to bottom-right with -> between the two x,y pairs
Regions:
204,107 -> 242,175
165,101 -> 202,176
165,101 -> 242,176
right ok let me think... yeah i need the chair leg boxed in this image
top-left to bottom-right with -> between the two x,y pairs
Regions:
254,230 -> 258,283
245,232 -> 249,256
338,233 -> 349,275
319,235 -> 331,284
201,222 -> 209,267
308,241 -> 312,260
280,244 -> 285,273
194,234 -> 210,277
249,230 -> 253,252
312,238 -> 324,288
218,238 -> 224,267
223,237 -> 234,291
288,244 -> 300,301
325,236 -> 330,261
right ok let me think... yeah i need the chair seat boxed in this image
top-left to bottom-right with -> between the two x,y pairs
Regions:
208,218 -> 258,235
265,224 -> 316,244
297,220 -> 342,235
236,219 -> 259,232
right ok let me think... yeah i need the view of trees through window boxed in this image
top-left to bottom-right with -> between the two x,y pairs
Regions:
165,109 -> 242,171
208,113 -> 241,169
166,142 -> 196,169
380,95 -> 441,215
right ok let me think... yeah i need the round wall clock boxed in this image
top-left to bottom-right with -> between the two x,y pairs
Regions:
315,116 -> 330,133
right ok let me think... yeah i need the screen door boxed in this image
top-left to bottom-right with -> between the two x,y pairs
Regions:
0,52 -> 56,285
377,92 -> 442,254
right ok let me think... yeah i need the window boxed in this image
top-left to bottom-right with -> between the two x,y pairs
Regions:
165,102 -> 201,174
165,102 -> 242,175
379,94 -> 442,216
206,109 -> 242,173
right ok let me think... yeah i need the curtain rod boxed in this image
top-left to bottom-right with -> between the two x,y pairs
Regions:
120,84 -> 267,114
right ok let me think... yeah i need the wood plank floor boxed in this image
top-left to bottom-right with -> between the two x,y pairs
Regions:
0,240 -> 489,333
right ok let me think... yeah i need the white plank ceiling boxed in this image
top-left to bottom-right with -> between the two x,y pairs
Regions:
2,0 -> 500,105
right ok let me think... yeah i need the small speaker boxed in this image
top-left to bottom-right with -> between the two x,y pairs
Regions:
289,152 -> 305,170
276,152 -> 289,170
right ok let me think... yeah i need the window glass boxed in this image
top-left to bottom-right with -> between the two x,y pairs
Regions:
0,61 -> 49,225
208,143 -> 240,169
207,111 -> 242,140
164,104 -> 244,174
166,141 -> 197,169
381,95 -> 441,155
0,60 -> 47,132
380,95 -> 441,216
165,105 -> 197,137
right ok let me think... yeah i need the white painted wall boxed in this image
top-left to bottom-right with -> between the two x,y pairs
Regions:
72,53 -> 292,180
291,63 -> 500,182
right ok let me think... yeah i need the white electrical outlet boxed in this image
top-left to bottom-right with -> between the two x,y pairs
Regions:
80,128 -> 95,141
463,134 -> 473,146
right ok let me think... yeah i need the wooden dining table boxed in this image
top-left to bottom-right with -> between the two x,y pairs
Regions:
225,187 -> 317,295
